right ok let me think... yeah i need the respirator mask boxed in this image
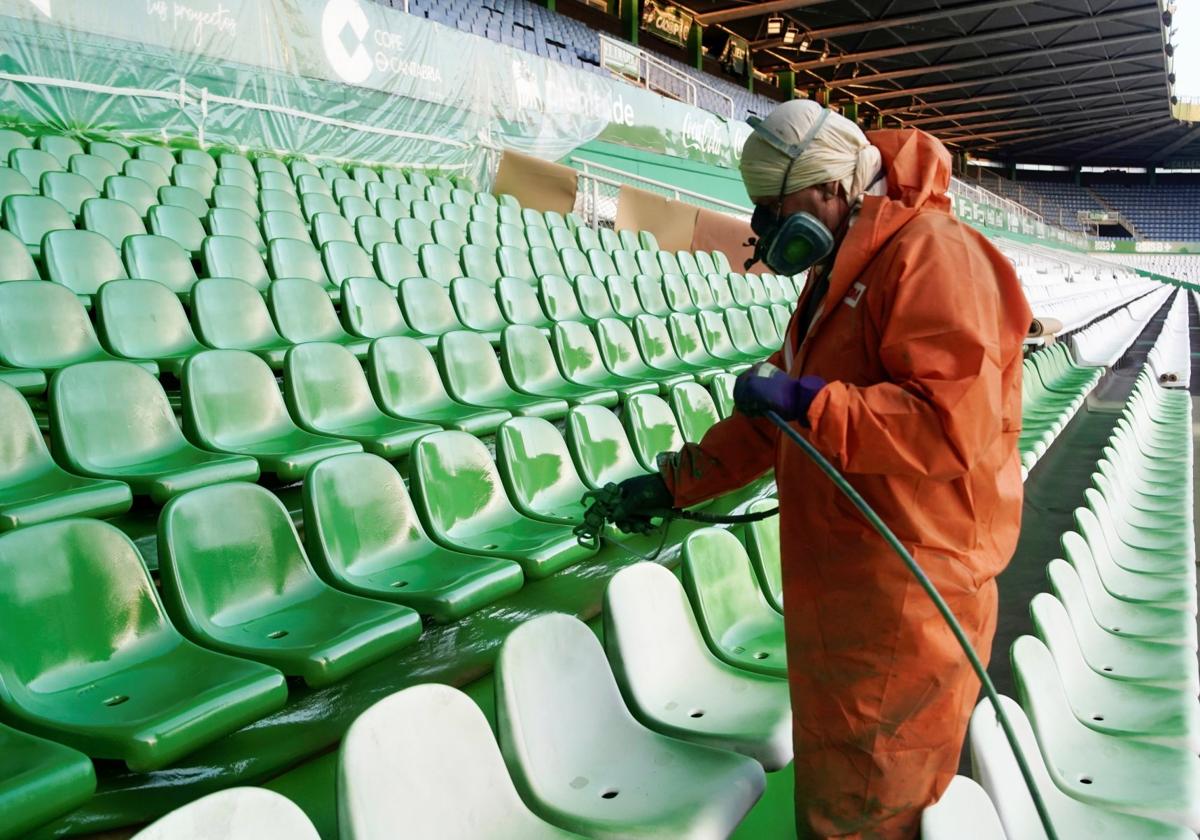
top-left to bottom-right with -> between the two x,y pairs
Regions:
745,109 -> 835,276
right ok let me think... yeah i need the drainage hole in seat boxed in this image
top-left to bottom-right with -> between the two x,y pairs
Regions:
753,651 -> 769,660
391,580 -> 410,588
689,709 -> 705,719
601,789 -> 619,800
267,630 -> 289,639
1079,776 -> 1093,785
482,543 -> 499,550
1092,715 -> 1105,721
104,695 -> 129,707
1102,665 -> 1114,672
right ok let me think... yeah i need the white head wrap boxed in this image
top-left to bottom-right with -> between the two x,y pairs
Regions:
740,100 -> 885,203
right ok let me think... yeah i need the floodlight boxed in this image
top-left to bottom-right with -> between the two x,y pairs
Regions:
820,46 -> 829,61
799,37 -> 811,50
766,15 -> 784,36
783,24 -> 798,45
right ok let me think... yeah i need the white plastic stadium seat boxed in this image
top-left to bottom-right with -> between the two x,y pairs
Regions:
920,775 -> 1005,839
130,788 -> 319,839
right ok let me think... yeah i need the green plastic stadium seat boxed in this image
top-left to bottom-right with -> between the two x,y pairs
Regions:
356,216 -> 396,253
604,275 -> 646,318
657,251 -> 682,276
450,276 -> 508,337
551,321 -> 659,399
575,227 -> 601,251
498,245 -> 537,283
3,194 -> 71,257
419,242 -> 462,285
697,310 -> 763,364
920,775 -> 1005,840
255,157 -> 288,176
122,234 -> 199,298
617,230 -> 640,252
461,243 -> 503,285
367,337 -> 511,435
303,453 -> 523,623
158,184 -> 208,219
148,204 -> 206,256
565,404 -> 652,489
744,500 -> 784,611
269,239 -> 332,289
81,197 -> 146,248
635,250 -> 662,279
284,342 -> 440,459
37,135 -> 84,167
133,144 -> 175,173
313,211 -> 356,246
262,210 -> 311,245
501,325 -> 619,407
633,275 -> 671,316
748,306 -> 783,349
338,685 -> 581,840
440,205 -> 469,228
340,276 -> 420,343
525,228 -> 555,251
682,529 -> 787,677
42,228 -> 128,298
40,171 -> 97,219
496,613 -> 766,838
397,218 -> 433,250
0,519 -> 286,771
622,393 -> 685,472
685,273 -> 717,309
0,130 -> 31,161
550,227 -> 576,252
538,275 -> 585,323
158,482 -> 421,687
470,204 -> 498,224
123,159 -> 169,191
432,219 -> 466,251
495,416 -> 593,526
260,188 -> 302,216
217,169 -> 258,193
726,308 -> 776,357
707,273 -> 735,308
87,141 -> 129,168
103,175 -> 157,217
1066,521 -> 1193,611
1077,496 -> 1193,577
595,317 -> 693,390
202,235 -> 272,291
0,366 -> 46,396
497,223 -> 526,248
95,279 -> 204,376
260,172 -> 296,196
190,277 -> 293,368
662,274 -> 697,313
530,246 -> 566,277
438,331 -> 568,419
171,164 -> 214,201
0,723 -> 96,840
398,276 -> 470,340
269,278 -> 370,357
51,360 -> 259,501
374,242 -> 422,287
496,276 -> 552,330
10,149 -> 62,187
208,207 -> 266,254
635,315 -> 722,384
560,247 -> 592,280
0,169 -> 33,209
212,184 -> 260,220
669,313 -> 736,374
297,174 -> 331,200
0,281 -> 148,374
0,382 -> 132,530
670,381 -> 722,443
572,275 -> 617,321
466,220 -> 500,248
410,200 -> 439,226
182,350 -> 361,481
613,251 -> 640,278
410,431 -> 595,578
728,275 -> 754,308
396,184 -> 423,207
604,562 -> 792,769
131,788 -> 319,840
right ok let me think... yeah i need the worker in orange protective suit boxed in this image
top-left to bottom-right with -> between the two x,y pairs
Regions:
608,101 -> 1032,838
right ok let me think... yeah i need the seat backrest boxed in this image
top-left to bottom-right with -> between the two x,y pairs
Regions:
431,219 -> 466,252
4,194 -> 71,247
270,239 -> 330,285
496,416 -> 589,520
192,276 -> 284,348
707,273 -> 735,308
496,276 -> 549,327
461,243 -> 503,285
43,229 -> 128,294
634,249 -> 662,278
11,148 -> 63,186
202,235 -> 271,291
684,274 -> 716,309
131,788 -> 319,840
158,482 -> 324,635
530,246 -> 565,279
501,325 -> 565,392
604,275 -> 644,318
669,381 -> 720,443
341,276 -> 411,339
573,274 -> 616,320
682,528 -> 776,638
450,277 -> 506,332
50,361 -> 189,468
551,321 -> 605,379
667,313 -> 710,364
633,314 -> 681,366
41,171 -> 98,217
324,240 -> 378,283
539,275 -> 583,322
466,221 -> 499,249
285,341 -> 381,428
419,243 -> 462,285
269,277 -> 347,343
213,185 -> 260,217
397,218 -> 433,250
744,499 -> 783,608
158,184 -> 208,219
0,382 -> 57,483
96,279 -> 200,360
122,234 -> 198,294
399,276 -> 463,336
0,519 -> 176,697
0,228 -> 38,281
594,317 -> 648,376
622,393 -> 684,469
438,330 -> 512,403
38,135 -> 85,166
411,200 -> 440,225
0,169 -> 33,208
498,246 -> 536,283
410,431 -> 517,535
311,212 -> 356,247
374,242 -> 421,287
367,336 -> 452,415
206,208 -> 263,251
355,215 -> 397,253
565,405 -> 646,487
148,204 -> 206,253
0,281 -> 106,368
259,188 -> 302,215
182,349 -> 296,447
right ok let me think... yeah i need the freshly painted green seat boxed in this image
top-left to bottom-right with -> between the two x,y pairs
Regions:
40,171 -> 97,219
0,281 -> 151,375
191,277 -> 293,368
748,306 -> 784,350
1011,634 -> 1200,830
682,529 -> 787,677
340,276 -> 422,344
9,149 -> 62,188
497,223 -> 526,248
122,234 -> 199,298
685,273 -> 717,309
634,275 -> 671,316
0,169 -> 33,211
356,216 -> 397,253
37,135 -> 85,167
42,229 -> 128,299
213,184 -> 260,220
80,197 -> 146,249
530,246 -> 566,278
604,562 -> 791,769
524,227 -> 553,251
726,308 -> 776,358
261,183 -> 299,208
341,198 -> 375,224
51,361 -> 260,502
660,274 -> 697,313
410,200 -> 439,226
600,275 -> 643,319
0,723 -> 96,840
497,276 -> 552,330
0,366 -> 45,396
312,212 -> 356,247
419,243 -> 463,285
538,275 -> 586,323
495,417 -> 593,526
970,696 -> 1193,840
304,453 -> 524,623
3,195 -> 71,258
95,279 -> 204,376
103,174 -> 157,218
0,130 -> 31,161
269,277 -> 370,357
667,313 -> 736,375
622,393 -> 686,472
374,242 -> 422,287
0,229 -> 38,282
498,246 -> 537,283
706,273 -> 735,308
1066,520 -> 1194,611
158,184 -> 208,219
182,350 -> 362,481
449,276 -> 507,338
339,685 -> 582,840
598,226 -> 622,253
469,204 -> 498,225
0,382 -> 131,530
367,337 -> 511,435
587,249 -> 619,280
208,207 -> 266,254
285,342 -> 440,459
159,482 -> 422,687
595,317 -> 693,389
1079,491 -> 1194,575
269,239 -> 335,294
397,218 -> 434,250
439,331 -> 568,420
559,247 -> 592,280
410,431 -> 595,578
0,519 -> 287,771
131,788 -> 319,840
216,167 -> 258,193
613,250 -> 640,278
262,210 -> 311,244
466,222 -> 500,249
88,140 -> 129,168
670,381 -> 721,443
496,613 -> 765,839
551,321 -> 658,399
171,163 -> 214,200
462,242 -> 503,285
565,405 -> 652,489
124,160 -> 170,193
501,325 -> 619,407
697,310 -> 762,364
745,500 -> 784,613
202,235 -> 272,291
148,204 -> 205,256
398,276 -> 471,341
432,219 -> 466,251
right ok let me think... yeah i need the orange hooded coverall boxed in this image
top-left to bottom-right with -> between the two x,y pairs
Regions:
661,129 -> 1031,838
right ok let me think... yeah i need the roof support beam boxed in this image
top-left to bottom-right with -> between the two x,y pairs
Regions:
980,117 -> 1178,153
1078,120 -> 1185,159
748,0 -> 1039,49
876,69 -> 1166,115
791,7 -> 1155,73
854,50 -> 1163,103
941,111 -> 1161,143
824,31 -> 1160,88
690,0 -> 834,25
899,85 -> 1165,126
1150,126 -> 1200,163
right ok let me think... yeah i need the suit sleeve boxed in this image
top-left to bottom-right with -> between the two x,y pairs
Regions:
806,230 -> 1008,481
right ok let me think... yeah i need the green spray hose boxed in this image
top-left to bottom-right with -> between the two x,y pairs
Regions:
763,410 -> 1059,840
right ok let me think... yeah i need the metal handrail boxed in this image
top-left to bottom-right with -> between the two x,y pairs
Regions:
599,34 -> 735,120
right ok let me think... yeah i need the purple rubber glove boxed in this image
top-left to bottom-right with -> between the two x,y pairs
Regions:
732,363 -> 826,424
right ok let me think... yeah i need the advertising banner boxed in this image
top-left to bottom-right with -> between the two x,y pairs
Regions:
641,0 -> 692,48
1092,239 -> 1200,254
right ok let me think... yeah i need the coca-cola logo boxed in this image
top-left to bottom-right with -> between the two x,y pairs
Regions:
681,112 -> 725,155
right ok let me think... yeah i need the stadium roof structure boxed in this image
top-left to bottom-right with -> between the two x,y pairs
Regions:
674,0 -> 1192,166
